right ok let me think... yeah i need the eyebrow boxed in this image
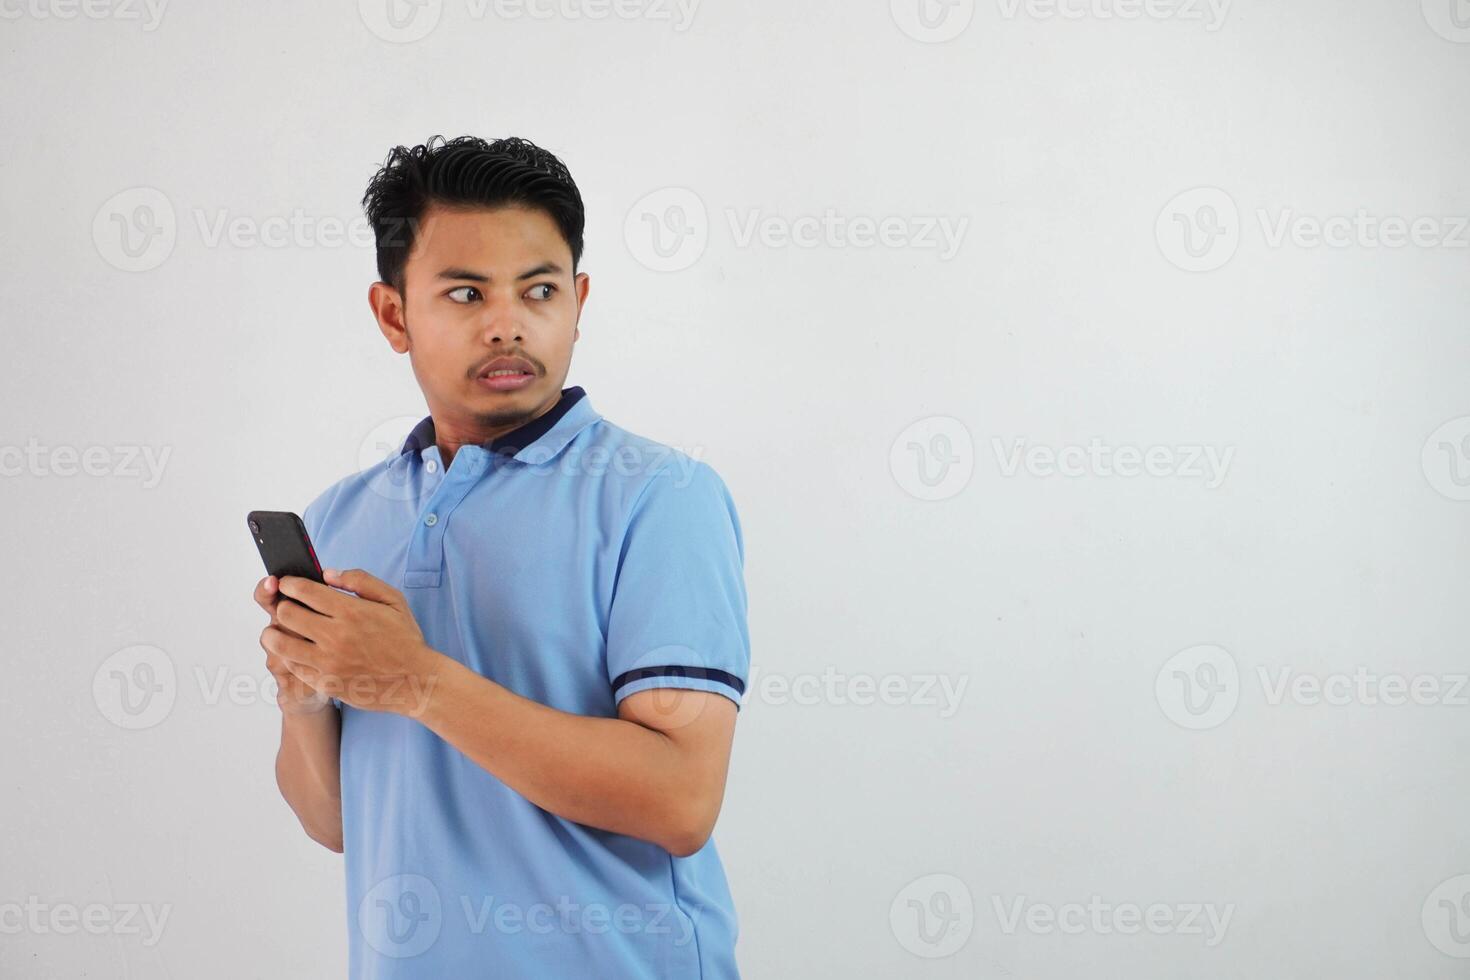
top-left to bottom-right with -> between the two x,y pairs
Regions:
436,262 -> 564,283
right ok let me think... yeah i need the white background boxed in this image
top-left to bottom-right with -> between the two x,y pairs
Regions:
3,0 -> 1470,976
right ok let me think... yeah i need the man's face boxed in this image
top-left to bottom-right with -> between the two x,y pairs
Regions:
369,203 -> 588,439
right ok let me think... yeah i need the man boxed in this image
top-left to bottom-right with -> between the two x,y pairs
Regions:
253,135 -> 750,978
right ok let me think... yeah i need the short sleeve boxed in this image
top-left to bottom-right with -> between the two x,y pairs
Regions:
606,459 -> 750,709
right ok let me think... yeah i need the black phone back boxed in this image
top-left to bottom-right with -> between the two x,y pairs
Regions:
247,510 -> 324,583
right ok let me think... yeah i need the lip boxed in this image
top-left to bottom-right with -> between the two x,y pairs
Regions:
474,355 -> 537,392
477,372 -> 535,392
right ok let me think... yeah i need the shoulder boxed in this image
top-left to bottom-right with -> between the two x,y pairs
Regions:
582,419 -> 737,519
300,467 -> 375,540
578,422 -> 743,564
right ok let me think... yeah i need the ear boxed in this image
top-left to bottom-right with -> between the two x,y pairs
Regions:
369,281 -> 410,354
573,271 -> 590,342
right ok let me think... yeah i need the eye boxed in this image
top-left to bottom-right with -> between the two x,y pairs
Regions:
446,286 -> 481,304
526,283 -> 557,301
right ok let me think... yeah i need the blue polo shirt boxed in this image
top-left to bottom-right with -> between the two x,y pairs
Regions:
300,386 -> 749,979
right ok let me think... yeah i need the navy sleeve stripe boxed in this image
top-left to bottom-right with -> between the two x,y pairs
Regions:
611,666 -> 746,696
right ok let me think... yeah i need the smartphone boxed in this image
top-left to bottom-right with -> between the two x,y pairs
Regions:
247,510 -> 324,611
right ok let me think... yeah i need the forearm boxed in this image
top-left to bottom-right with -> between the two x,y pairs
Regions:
275,705 -> 344,852
412,653 -> 712,855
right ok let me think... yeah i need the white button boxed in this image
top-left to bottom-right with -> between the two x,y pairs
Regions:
426,459 -> 438,473
425,513 -> 438,526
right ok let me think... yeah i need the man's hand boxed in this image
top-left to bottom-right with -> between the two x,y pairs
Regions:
262,568 -> 442,716
254,575 -> 333,715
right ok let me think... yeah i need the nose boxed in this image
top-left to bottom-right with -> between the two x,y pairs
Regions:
478,291 -> 525,345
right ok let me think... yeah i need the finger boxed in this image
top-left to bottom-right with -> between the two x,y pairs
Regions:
275,594 -> 334,642
268,663 -> 312,698
282,656 -> 338,698
260,624 -> 325,668
277,575 -> 348,616
324,567 -> 404,608
265,653 -> 303,684
253,576 -> 280,613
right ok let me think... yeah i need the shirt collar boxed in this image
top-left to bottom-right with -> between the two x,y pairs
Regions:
399,386 -> 600,465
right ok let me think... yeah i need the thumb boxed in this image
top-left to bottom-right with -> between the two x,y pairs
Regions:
325,567 -> 403,607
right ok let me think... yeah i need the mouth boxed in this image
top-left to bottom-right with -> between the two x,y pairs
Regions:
474,356 -> 538,392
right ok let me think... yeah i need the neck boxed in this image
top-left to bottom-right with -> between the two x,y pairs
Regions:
433,390 -> 565,468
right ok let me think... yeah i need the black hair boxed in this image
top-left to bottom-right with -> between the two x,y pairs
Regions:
361,135 -> 585,293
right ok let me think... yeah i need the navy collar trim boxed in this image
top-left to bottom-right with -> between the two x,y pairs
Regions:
400,386 -> 588,460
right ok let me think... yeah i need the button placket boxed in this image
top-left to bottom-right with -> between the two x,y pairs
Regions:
404,447 -> 491,589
